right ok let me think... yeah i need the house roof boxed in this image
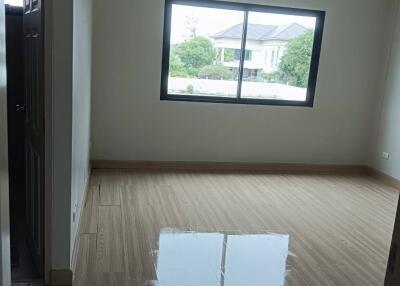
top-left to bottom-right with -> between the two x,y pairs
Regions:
211,23 -> 308,41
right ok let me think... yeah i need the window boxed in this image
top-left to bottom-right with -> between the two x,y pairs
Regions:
156,230 -> 290,285
161,0 -> 325,107
234,49 -> 252,61
277,47 -> 281,63
271,50 -> 276,65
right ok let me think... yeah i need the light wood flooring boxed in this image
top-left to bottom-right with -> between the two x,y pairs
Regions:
74,169 -> 399,286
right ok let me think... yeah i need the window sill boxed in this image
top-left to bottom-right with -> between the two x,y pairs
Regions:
161,94 -> 314,107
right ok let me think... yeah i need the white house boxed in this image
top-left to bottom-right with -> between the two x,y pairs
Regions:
211,23 -> 308,78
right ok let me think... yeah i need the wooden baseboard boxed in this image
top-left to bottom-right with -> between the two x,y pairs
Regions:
71,164 -> 92,274
91,160 -> 366,173
365,167 -> 400,190
50,269 -> 72,285
91,160 -> 400,190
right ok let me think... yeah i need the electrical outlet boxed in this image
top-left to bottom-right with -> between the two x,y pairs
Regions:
382,152 -> 390,160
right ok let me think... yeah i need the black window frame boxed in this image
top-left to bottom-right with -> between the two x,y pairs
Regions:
160,0 -> 326,107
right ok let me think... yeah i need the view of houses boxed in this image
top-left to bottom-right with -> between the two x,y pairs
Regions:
212,23 -> 308,78
168,6 -> 316,100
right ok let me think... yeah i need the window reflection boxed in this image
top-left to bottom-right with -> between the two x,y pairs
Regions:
5,0 -> 23,6
155,229 -> 290,286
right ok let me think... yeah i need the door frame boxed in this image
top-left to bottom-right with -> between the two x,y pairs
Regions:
1,0 -> 11,284
43,0 -> 53,283
0,0 -> 53,284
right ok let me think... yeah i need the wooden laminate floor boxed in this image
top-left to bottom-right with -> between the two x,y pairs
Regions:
74,170 -> 399,286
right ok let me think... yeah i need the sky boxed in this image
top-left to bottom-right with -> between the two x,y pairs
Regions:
171,4 -> 316,44
4,0 -> 23,6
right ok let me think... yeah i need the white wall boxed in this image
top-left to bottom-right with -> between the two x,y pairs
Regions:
45,0 -> 93,270
44,0 -> 93,271
369,1 -> 400,180
70,0 -> 93,263
0,0 -> 11,283
90,0 -> 397,164
47,0 -> 73,270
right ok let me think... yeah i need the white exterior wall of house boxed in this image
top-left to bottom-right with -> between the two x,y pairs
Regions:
214,38 -> 241,69
214,38 -> 288,74
262,40 -> 287,73
243,39 -> 265,70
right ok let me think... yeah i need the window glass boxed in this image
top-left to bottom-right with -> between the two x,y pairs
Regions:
233,49 -> 251,61
240,11 -> 316,101
167,4 -> 244,98
234,49 -> 241,61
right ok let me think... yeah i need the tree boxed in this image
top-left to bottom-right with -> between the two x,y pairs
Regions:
198,65 -> 234,80
184,15 -> 198,38
176,36 -> 216,76
169,46 -> 188,77
278,29 -> 314,88
223,48 -> 235,62
215,48 -> 234,64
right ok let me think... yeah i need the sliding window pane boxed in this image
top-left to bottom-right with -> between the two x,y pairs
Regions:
240,12 -> 317,101
168,4 -> 244,97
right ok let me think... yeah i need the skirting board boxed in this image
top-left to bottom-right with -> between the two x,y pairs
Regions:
91,160 -> 400,190
50,269 -> 72,285
91,160 -> 366,173
365,167 -> 400,190
71,164 -> 92,274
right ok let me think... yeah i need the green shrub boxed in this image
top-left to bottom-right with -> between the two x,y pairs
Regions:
169,46 -> 187,77
184,84 -> 194,94
198,65 -> 234,80
261,71 -> 287,84
170,69 -> 189,77
261,72 -> 274,82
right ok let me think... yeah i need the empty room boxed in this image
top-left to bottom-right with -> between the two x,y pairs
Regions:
1,0 -> 400,285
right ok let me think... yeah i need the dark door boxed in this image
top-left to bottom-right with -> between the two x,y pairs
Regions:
385,199 -> 400,286
23,0 -> 45,276
6,4 -> 25,269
